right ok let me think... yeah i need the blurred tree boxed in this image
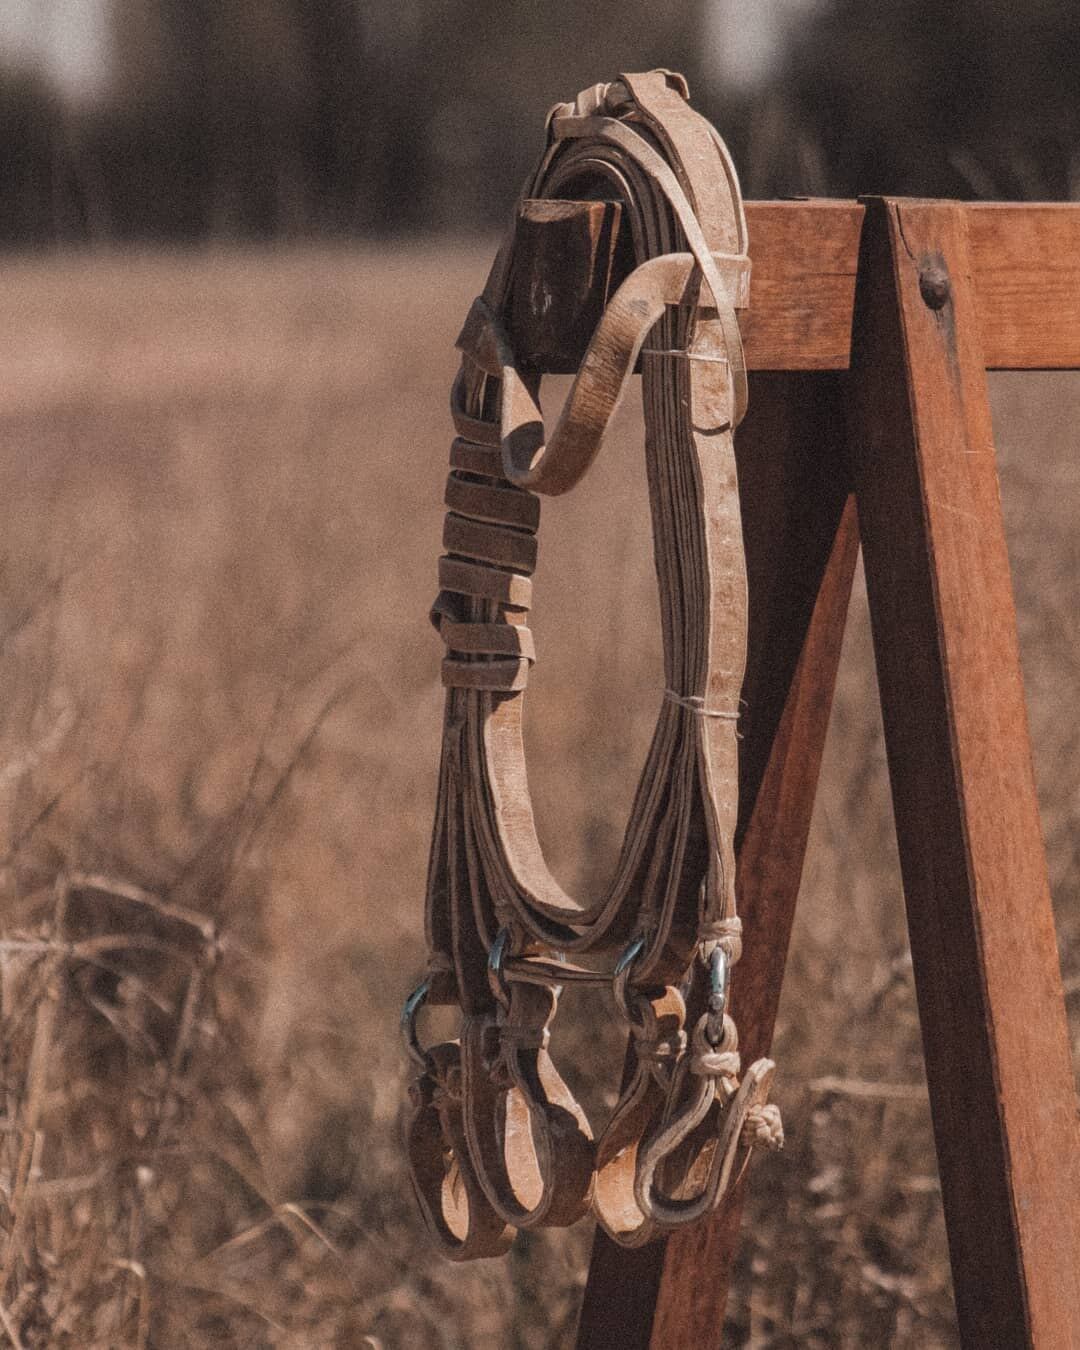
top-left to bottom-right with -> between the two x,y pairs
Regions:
0,69 -> 64,245
1,0 -> 1077,245
292,0 -> 368,233
772,0 -> 1080,199
99,0 -> 311,238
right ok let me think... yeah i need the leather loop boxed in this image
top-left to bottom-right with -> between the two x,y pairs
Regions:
445,474 -> 541,531
632,1016 -> 777,1229
593,985 -> 686,1247
441,621 -> 536,662
442,656 -> 530,692
449,438 -> 508,479
461,984 -> 595,1229
442,513 -> 538,574
436,556 -> 532,610
403,1041 -> 516,1260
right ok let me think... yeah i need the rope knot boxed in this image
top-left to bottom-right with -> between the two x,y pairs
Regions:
689,1016 -> 741,1086
690,1046 -> 741,1082
663,689 -> 740,721
742,1102 -> 784,1152
700,915 -> 743,965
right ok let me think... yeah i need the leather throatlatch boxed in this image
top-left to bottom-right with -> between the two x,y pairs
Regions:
403,69 -> 783,1256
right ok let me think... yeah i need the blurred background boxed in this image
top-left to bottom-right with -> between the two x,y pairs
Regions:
0,2 -> 1077,1347
2,0 -> 1080,245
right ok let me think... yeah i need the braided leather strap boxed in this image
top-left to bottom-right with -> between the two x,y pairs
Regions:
405,70 -> 781,1257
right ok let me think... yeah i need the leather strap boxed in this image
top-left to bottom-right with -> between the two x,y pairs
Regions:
405,69 -> 783,1257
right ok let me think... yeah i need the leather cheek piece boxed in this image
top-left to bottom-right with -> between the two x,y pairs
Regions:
592,985 -> 689,1247
460,986 -> 595,1230
634,1056 -> 777,1230
403,1041 -> 516,1261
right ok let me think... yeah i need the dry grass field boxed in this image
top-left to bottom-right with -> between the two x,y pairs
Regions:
0,243 -> 1076,1347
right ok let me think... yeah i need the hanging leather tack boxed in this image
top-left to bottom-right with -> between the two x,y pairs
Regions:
404,69 -> 782,1255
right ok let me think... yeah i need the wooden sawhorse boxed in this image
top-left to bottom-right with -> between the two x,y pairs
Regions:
514,196 -> 1080,1348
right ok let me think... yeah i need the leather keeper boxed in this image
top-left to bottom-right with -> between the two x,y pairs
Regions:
449,438 -> 506,479
437,556 -> 532,610
444,513 -> 538,575
442,656 -> 531,692
445,474 -> 541,531
442,621 -> 536,661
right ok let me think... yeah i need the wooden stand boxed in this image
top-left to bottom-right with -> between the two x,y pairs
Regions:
511,196 -> 1080,1348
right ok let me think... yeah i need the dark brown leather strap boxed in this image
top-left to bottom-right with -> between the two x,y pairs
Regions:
405,68 -> 783,1260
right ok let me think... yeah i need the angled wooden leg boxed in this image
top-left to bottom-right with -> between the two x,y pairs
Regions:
849,196 -> 1080,1349
577,372 -> 859,1348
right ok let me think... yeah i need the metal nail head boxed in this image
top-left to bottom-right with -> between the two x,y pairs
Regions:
919,264 -> 951,311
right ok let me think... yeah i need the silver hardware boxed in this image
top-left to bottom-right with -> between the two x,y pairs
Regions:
401,980 -> 431,1070
705,946 -> 729,1047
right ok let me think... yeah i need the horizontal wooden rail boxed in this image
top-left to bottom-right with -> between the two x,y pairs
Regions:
511,200 -> 1080,373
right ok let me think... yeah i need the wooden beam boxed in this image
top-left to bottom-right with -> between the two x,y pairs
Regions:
741,200 -> 863,372
507,198 -> 623,373
744,200 -> 1080,371
965,203 -> 1080,370
571,193 -> 1080,1344
577,373 -> 859,1347
848,195 -> 1080,1348
511,199 -> 1080,373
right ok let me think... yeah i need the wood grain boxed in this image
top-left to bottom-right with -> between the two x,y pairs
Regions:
966,203 -> 1080,369
514,199 -> 1080,373
745,200 -> 1080,370
848,196 -> 1080,1349
741,201 -> 863,372
508,198 -> 622,373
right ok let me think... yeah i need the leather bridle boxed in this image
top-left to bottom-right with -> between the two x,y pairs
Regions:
403,69 -> 782,1259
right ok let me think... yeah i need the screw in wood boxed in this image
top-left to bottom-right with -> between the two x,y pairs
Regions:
919,263 -> 951,310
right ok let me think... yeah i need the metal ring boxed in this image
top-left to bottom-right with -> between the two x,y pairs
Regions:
487,927 -> 513,1009
401,979 -> 431,1071
612,934 -> 646,1022
705,946 -> 729,1047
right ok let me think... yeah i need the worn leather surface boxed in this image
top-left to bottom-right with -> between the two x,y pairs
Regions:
406,70 -> 781,1257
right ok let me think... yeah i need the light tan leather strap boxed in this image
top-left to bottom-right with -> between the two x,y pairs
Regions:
405,68 -> 782,1258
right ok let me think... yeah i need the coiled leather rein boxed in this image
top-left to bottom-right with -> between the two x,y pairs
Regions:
403,69 -> 782,1259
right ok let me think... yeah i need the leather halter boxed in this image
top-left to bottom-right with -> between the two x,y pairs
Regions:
405,70 -> 782,1257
